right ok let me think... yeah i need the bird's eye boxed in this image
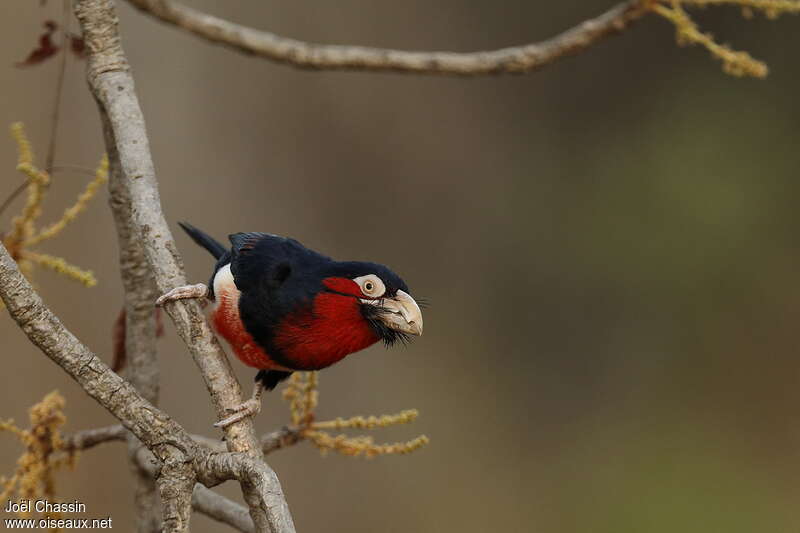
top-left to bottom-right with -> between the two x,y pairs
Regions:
354,274 -> 385,298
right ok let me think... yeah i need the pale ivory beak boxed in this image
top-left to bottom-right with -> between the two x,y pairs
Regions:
363,289 -> 423,336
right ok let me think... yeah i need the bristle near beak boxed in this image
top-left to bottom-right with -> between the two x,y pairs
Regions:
362,290 -> 423,337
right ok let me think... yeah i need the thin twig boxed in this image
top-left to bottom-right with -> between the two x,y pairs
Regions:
0,167 -> 97,222
0,181 -> 30,220
125,0 -> 651,74
193,485 -> 255,533
261,427 -> 303,455
45,0 -> 72,173
62,424 -> 127,451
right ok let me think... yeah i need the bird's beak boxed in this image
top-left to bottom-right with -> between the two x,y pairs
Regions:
363,289 -> 423,336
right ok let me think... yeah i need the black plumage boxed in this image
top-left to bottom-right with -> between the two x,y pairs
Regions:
178,222 -> 414,390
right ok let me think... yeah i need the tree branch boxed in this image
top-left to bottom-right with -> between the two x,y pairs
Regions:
196,453 -> 294,533
125,0 -> 651,74
62,424 -> 127,451
135,447 -> 256,533
188,428 -> 304,455
130,441 -> 162,533
102,36 -> 163,533
0,242 -> 297,531
61,424 -> 305,457
193,485 -> 255,533
74,0 -> 294,529
106,142 -> 160,405
0,242 -> 199,461
157,461 -> 196,533
76,0 -> 257,450
261,427 -> 303,455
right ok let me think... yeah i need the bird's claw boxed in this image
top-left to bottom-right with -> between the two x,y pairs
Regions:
213,398 -> 262,428
155,283 -> 209,307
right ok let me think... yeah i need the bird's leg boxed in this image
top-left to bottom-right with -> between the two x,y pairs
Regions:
213,382 -> 264,428
155,283 -> 209,307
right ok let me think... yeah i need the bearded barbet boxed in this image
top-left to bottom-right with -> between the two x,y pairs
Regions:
156,223 -> 423,427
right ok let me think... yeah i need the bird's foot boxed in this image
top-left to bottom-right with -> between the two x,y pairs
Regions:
155,283 -> 208,307
214,398 -> 262,428
213,382 -> 264,428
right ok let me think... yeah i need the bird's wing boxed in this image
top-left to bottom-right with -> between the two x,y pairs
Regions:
229,231 -> 332,295
228,232 -> 277,291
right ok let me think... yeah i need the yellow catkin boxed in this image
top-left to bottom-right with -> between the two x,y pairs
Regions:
281,372 -> 428,458
25,155 -> 109,247
0,391 -> 73,518
24,252 -> 97,287
9,169 -> 48,244
8,124 -> 50,245
312,409 -> 419,430
305,431 -> 429,458
283,373 -> 305,426
302,372 -> 318,424
10,123 -> 49,187
4,122 -> 105,293
0,420 -> 27,440
678,0 -> 800,18
654,2 -> 768,77
10,122 -> 34,167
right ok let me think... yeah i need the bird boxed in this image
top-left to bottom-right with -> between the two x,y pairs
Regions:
156,222 -> 424,428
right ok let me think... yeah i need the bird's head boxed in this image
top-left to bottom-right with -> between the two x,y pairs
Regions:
320,261 -> 424,345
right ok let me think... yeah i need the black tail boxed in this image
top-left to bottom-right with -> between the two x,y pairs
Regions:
178,222 -> 227,259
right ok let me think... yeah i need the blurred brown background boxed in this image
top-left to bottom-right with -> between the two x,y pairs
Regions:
2,1 -> 800,531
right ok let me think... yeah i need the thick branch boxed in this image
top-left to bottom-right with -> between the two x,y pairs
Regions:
130,442 -> 162,533
102,33 -> 163,533
126,0 -> 650,74
77,0 -> 259,452
0,243 -> 199,462
157,462 -> 196,533
106,141 -> 160,404
196,453 -> 294,533
74,1 -> 294,530
136,448 -> 256,533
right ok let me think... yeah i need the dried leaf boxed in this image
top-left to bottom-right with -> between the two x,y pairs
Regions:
16,21 -> 60,68
68,34 -> 85,58
111,308 -> 165,373
155,307 -> 165,337
111,308 -> 126,372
